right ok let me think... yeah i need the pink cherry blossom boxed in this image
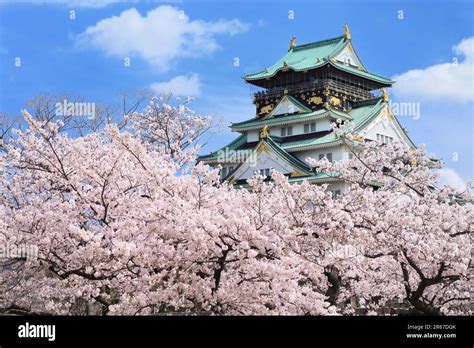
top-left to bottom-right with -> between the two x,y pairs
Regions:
0,100 -> 471,316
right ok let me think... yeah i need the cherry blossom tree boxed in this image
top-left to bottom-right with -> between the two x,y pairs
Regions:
0,102 -> 471,316
306,135 -> 472,315
128,95 -> 218,163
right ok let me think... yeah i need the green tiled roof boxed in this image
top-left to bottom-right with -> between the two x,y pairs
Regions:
287,172 -> 340,183
231,108 -> 352,131
264,136 -> 313,174
330,61 -> 393,85
350,98 -> 385,130
243,35 -> 393,85
280,131 -> 339,150
244,36 -> 345,80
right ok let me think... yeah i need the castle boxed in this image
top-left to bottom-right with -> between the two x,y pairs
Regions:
199,25 -> 415,194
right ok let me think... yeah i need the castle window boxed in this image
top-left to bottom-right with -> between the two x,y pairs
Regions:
377,133 -> 393,144
304,122 -> 316,134
280,126 -> 293,137
259,168 -> 271,177
318,153 -> 333,162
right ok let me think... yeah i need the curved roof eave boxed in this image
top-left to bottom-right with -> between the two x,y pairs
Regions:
243,60 -> 393,85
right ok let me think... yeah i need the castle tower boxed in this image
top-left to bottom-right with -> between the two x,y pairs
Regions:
199,25 -> 415,193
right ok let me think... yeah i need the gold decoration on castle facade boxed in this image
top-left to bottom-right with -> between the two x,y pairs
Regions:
308,96 -> 323,105
259,104 -> 274,115
260,125 -> 269,139
330,96 -> 341,107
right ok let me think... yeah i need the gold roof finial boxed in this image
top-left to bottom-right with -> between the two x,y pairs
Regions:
343,24 -> 351,40
381,88 -> 389,102
289,36 -> 296,50
260,125 -> 269,139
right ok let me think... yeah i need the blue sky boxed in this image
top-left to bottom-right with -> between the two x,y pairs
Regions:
0,0 -> 473,185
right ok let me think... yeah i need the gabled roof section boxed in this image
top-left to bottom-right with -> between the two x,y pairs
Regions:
262,136 -> 311,173
266,95 -> 311,118
226,135 -> 313,181
264,136 -> 313,173
278,97 -> 417,152
243,33 -> 393,85
333,42 -> 365,69
359,100 -> 417,149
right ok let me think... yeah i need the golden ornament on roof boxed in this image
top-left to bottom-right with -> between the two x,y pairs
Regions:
381,88 -> 389,102
343,24 -> 351,40
289,36 -> 296,50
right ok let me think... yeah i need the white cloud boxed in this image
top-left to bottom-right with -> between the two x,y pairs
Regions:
75,6 -> 249,71
393,37 -> 474,102
150,74 -> 201,97
437,168 -> 467,191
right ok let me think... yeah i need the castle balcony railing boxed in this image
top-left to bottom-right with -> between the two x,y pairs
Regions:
253,79 -> 375,103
